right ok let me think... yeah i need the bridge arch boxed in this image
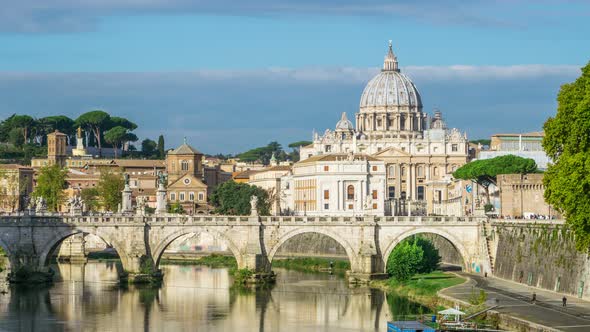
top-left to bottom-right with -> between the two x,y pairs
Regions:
267,228 -> 357,266
382,228 -> 470,273
37,227 -> 125,269
0,237 -> 15,271
151,227 -> 244,268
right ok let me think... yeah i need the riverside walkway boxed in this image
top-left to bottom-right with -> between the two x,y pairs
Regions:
441,273 -> 590,331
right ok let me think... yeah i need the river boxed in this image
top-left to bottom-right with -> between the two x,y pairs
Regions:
0,261 -> 430,332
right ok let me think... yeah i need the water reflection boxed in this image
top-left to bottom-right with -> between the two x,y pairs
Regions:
0,262 -> 430,332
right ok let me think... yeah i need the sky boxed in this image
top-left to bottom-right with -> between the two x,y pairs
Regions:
0,0 -> 588,154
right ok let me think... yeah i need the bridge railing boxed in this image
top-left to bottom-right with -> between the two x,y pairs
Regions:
0,213 -> 488,224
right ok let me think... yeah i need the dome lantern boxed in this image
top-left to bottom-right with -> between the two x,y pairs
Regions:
383,40 -> 399,72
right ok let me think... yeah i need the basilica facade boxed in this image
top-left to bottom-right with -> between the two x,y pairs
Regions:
298,41 -> 470,215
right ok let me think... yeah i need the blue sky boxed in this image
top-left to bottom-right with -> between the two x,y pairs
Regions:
1,0 -> 588,154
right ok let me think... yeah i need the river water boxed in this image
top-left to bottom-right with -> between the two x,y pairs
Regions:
0,261 -> 430,332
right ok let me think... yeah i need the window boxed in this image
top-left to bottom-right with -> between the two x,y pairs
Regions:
417,186 -> 425,200
189,192 -> 195,201
372,190 -> 378,199
452,144 -> 458,152
372,165 -> 378,171
179,192 -> 186,201
417,166 -> 424,177
372,203 -> 378,209
347,185 -> 355,200
401,191 -> 407,200
324,203 -> 329,210
401,167 -> 406,177
170,193 -> 176,201
348,204 -> 353,209
324,165 -> 329,172
181,160 -> 189,171
324,190 -> 329,200
325,145 -> 332,152
198,192 -> 205,201
433,167 -> 439,176
388,165 -> 395,177
377,118 -> 382,127
388,186 -> 395,199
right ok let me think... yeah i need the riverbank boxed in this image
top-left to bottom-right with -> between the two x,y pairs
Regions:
371,271 -> 466,309
272,257 -> 349,274
160,254 -> 237,268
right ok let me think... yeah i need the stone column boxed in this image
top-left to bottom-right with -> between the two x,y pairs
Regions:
156,183 -> 167,215
406,164 -> 414,200
121,184 -> 133,213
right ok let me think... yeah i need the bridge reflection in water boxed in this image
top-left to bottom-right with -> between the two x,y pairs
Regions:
0,261 -> 428,332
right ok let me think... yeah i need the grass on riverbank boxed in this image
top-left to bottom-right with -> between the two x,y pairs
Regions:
272,257 -> 350,274
372,271 -> 465,308
160,254 -> 237,268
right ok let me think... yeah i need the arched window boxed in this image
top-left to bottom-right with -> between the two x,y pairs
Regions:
417,165 -> 424,177
388,165 -> 395,177
347,185 -> 355,200
181,160 -> 189,171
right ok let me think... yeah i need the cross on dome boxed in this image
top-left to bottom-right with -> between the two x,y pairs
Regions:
383,40 -> 399,72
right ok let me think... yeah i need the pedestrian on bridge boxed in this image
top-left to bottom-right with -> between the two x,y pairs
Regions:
531,292 -> 536,304
562,296 -> 567,307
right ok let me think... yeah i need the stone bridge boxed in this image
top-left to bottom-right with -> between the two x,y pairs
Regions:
0,214 -> 490,282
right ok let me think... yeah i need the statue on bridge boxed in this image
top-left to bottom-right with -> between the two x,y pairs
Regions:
35,196 -> 47,213
157,171 -> 167,188
67,196 -> 84,216
250,195 -> 259,216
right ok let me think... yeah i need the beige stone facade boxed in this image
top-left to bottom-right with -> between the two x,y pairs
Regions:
0,164 -> 34,212
300,42 -> 470,215
498,173 -> 560,218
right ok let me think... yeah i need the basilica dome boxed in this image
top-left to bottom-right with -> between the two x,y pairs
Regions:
359,41 -> 422,111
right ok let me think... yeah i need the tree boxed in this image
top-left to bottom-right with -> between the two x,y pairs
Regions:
469,139 -> 491,147
97,170 -> 124,212
453,155 -> 537,203
80,187 -> 100,212
542,62 -> 590,251
167,202 -> 185,214
10,115 -> 36,144
237,141 -> 286,165
386,240 -> 424,281
386,237 -> 441,280
288,140 -> 312,162
414,237 -> 441,274
141,139 -> 157,157
104,126 -> 137,158
109,116 -> 138,131
210,181 -> 270,215
32,165 -> 68,212
157,135 -> 165,159
39,116 -> 75,144
75,110 -> 111,156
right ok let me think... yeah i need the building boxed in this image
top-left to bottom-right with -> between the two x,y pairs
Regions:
248,165 -> 292,215
498,173 -> 560,219
0,164 -> 34,212
300,41 -> 469,215
284,153 -> 386,216
165,140 -> 209,213
47,130 -> 68,167
480,132 -> 550,170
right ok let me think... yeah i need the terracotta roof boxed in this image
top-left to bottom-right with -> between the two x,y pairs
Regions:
233,170 -> 260,179
168,143 -> 202,155
297,153 -> 380,164
114,159 -> 166,168
0,164 -> 33,170
264,165 -> 291,171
